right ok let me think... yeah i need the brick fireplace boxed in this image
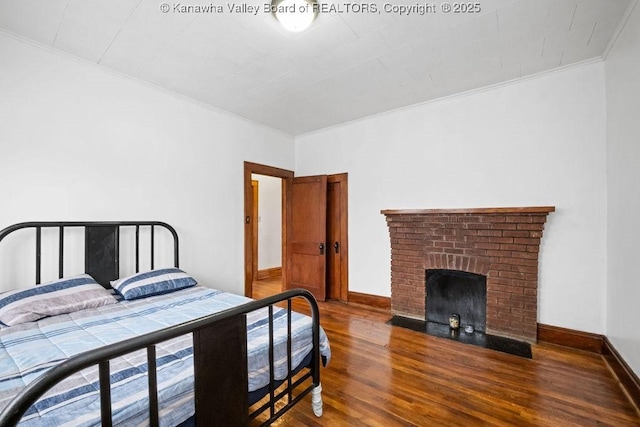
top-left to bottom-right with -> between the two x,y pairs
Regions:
382,207 -> 554,343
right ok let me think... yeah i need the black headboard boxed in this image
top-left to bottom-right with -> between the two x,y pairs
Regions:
0,221 -> 179,288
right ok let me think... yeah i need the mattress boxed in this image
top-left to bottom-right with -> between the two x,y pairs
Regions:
0,286 -> 331,426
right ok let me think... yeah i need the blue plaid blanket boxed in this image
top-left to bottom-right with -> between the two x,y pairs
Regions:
0,286 -> 331,426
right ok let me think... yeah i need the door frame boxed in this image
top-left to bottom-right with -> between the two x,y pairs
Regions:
251,179 -> 259,282
243,162 -> 293,298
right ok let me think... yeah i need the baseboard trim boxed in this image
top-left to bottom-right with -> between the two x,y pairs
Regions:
347,291 -> 390,312
603,337 -> 640,411
537,323 -> 605,353
256,267 -> 281,280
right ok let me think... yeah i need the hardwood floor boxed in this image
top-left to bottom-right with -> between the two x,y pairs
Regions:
251,278 -> 640,426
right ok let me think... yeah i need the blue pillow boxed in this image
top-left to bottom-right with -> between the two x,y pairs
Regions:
0,274 -> 118,326
111,268 -> 197,300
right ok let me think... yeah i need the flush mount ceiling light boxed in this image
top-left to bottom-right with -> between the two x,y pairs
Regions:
271,0 -> 318,32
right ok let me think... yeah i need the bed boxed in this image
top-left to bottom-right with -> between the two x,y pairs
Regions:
0,221 -> 331,426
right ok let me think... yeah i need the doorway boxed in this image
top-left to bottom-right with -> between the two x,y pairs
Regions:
243,162 -> 348,302
243,162 -> 292,298
251,175 -> 283,296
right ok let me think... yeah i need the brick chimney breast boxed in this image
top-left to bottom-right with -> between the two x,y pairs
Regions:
381,207 -> 555,343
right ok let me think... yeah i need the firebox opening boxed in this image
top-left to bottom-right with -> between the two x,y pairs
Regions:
426,269 -> 486,332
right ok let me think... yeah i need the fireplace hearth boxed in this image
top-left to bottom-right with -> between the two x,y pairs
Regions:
382,206 -> 554,344
387,315 -> 533,358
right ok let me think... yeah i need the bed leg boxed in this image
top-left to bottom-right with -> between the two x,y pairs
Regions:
311,383 -> 323,417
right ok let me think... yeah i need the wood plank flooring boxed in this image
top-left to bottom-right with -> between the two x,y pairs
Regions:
251,278 -> 640,426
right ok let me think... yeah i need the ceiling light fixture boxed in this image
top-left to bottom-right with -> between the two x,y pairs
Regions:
271,0 -> 319,32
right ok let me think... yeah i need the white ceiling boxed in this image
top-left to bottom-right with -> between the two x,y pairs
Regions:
0,0 -> 632,136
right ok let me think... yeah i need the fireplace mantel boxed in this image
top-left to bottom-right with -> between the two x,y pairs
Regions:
382,206 -> 555,343
381,206 -> 556,215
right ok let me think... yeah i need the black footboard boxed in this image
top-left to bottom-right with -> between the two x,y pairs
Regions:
0,288 -> 321,427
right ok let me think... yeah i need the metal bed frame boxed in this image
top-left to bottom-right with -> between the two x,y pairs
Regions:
0,221 -> 322,426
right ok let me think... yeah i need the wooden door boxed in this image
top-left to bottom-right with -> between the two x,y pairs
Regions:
326,174 -> 348,302
286,175 -> 327,301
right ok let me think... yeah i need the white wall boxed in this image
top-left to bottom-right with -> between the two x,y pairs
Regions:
0,32 -> 294,294
253,174 -> 282,270
0,26 -> 622,348
605,2 -> 640,376
296,62 -> 608,334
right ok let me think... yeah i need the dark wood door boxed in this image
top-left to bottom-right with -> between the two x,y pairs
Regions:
327,179 -> 341,301
286,175 -> 327,301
